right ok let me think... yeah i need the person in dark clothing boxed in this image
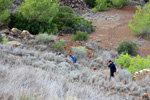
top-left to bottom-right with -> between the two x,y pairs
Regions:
108,60 -> 116,81
144,0 -> 149,3
70,55 -> 77,63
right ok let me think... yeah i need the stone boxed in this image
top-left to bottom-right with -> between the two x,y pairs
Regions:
7,41 -> 21,46
11,28 -> 22,35
96,40 -> 102,43
7,36 -> 15,41
2,29 -> 10,34
142,93 -> 150,100
133,69 -> 150,81
21,30 -> 33,39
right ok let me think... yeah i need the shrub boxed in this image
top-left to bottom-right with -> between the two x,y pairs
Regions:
84,0 -> 96,7
58,6 -> 75,14
93,0 -> 129,12
128,3 -> 150,36
74,18 -> 95,33
52,12 -> 94,33
0,33 -> 3,43
116,40 -> 138,56
111,0 -> 129,9
36,33 -> 54,44
1,38 -> 8,44
72,46 -> 87,59
20,95 -> 37,100
93,0 -> 109,12
127,55 -> 150,74
72,31 -> 89,41
0,0 -> 13,25
117,69 -> 132,84
52,12 -> 76,30
115,53 -> 131,68
9,12 -> 58,34
19,0 -> 59,22
54,40 -> 65,51
116,54 -> 150,75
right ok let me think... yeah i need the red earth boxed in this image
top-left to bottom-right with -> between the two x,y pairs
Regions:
60,5 -> 150,57
90,5 -> 150,57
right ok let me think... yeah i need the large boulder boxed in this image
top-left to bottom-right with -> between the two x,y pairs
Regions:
11,28 -> 22,36
21,30 -> 34,39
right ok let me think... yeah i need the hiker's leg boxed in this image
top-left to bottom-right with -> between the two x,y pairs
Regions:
109,72 -> 112,81
112,72 -> 114,77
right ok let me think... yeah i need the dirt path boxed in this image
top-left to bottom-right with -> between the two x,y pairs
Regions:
90,5 -> 150,57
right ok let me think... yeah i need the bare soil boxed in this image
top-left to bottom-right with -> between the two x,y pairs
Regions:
59,5 -> 150,57
90,5 -> 150,57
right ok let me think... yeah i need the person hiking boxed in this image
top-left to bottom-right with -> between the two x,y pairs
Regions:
70,55 -> 77,63
108,60 -> 116,81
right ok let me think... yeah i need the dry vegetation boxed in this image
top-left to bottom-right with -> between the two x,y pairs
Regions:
0,42 -> 149,100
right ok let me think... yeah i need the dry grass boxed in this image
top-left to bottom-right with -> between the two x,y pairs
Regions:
0,44 -> 149,100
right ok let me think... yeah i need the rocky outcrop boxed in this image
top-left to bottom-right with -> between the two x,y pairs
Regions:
133,69 -> 150,81
130,0 -> 148,6
1,28 -> 34,40
59,0 -> 87,10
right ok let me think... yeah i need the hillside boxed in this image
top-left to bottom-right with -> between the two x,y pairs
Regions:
0,0 -> 150,100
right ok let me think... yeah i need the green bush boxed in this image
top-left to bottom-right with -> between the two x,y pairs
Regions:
84,0 -> 96,7
127,55 -> 150,74
128,3 -> 150,36
116,54 -> 150,75
54,40 -> 65,51
0,33 -> 3,43
19,0 -> 59,22
74,18 -> 95,33
36,33 -> 54,44
58,6 -> 75,14
9,12 -> 58,34
93,0 -> 109,12
72,31 -> 89,41
9,0 -> 59,34
52,12 -> 76,30
52,12 -> 94,33
72,46 -> 87,59
1,37 -> 8,44
115,53 -> 131,68
0,34 -> 8,43
93,0 -> 129,12
111,0 -> 129,9
116,40 -> 138,56
0,0 -> 13,25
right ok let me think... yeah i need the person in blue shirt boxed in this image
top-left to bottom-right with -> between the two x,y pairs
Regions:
70,55 -> 77,63
108,60 -> 116,81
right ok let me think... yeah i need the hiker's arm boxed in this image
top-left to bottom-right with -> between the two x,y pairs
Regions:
108,64 -> 111,68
